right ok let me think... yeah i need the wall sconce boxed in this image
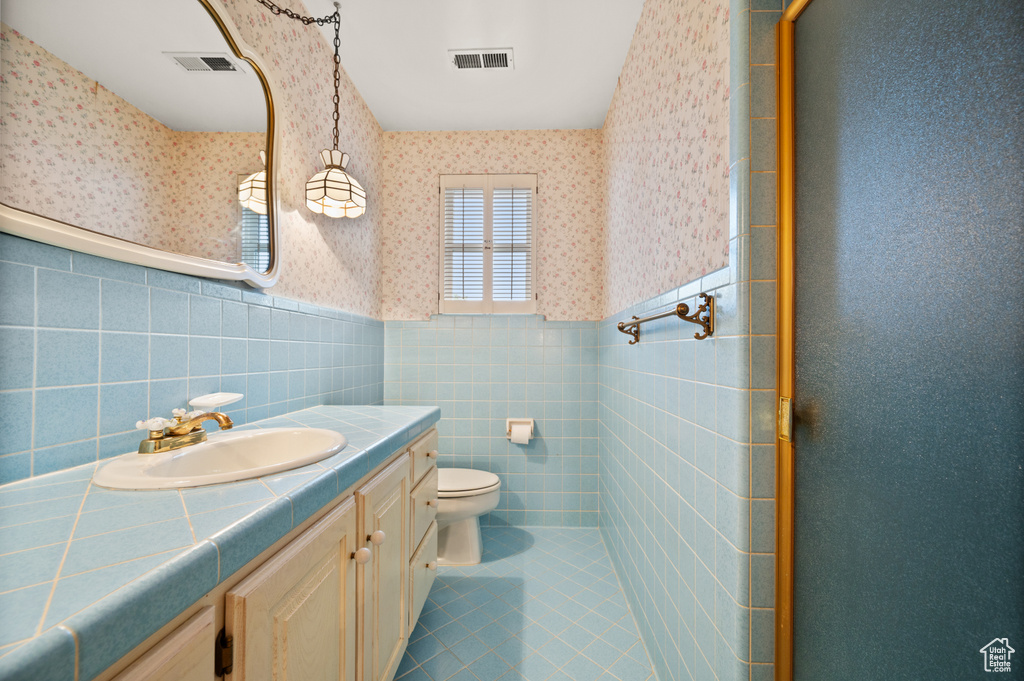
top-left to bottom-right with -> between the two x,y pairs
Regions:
257,0 -> 365,219
238,150 -> 267,214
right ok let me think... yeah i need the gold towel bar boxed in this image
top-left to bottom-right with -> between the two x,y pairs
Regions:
616,292 -> 715,345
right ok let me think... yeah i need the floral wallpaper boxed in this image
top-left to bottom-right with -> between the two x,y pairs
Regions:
0,24 -> 263,264
2,0 -> 386,317
164,131 -> 265,261
3,0 -> 730,321
219,0 -> 384,316
380,130 -> 605,321
602,0 -> 731,316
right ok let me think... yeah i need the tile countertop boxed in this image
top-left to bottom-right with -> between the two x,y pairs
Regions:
0,405 -> 440,681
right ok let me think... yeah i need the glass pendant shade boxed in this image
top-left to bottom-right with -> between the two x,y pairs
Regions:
238,150 -> 268,215
305,149 -> 366,218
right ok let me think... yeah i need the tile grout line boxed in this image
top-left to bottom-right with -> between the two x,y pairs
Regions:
179,489 -> 198,545
34,481 -> 93,636
96,281 -> 104,466
36,548 -> 186,636
57,624 -> 80,681
31,267 -> 39,477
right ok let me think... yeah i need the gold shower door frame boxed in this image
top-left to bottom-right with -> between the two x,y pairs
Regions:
774,0 -> 814,679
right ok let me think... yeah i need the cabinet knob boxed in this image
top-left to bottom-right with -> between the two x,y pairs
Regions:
426,561 -> 438,571
353,548 -> 372,565
426,499 -> 438,508
369,530 -> 386,546
426,450 -> 437,459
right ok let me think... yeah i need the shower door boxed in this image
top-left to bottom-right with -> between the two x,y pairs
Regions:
777,0 -> 1024,679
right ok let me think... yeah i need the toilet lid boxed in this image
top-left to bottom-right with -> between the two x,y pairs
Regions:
437,468 -> 501,498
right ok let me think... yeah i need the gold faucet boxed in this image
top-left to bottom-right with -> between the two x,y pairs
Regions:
136,410 -> 234,454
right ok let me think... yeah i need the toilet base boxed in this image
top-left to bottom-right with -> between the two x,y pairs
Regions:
436,516 -> 484,566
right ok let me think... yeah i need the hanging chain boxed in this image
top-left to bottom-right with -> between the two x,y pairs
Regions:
331,14 -> 340,152
256,0 -> 342,151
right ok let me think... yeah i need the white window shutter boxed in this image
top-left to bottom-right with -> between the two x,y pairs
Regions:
442,186 -> 486,308
491,187 -> 533,302
439,174 -> 536,314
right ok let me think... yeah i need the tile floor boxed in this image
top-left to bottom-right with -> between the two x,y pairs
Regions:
397,527 -> 656,681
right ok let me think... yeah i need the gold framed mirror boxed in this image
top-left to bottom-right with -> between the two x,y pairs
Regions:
0,0 -> 279,287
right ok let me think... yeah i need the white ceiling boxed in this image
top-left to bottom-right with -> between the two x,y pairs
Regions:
2,0 -> 644,133
2,0 -> 267,132
307,0 -> 646,131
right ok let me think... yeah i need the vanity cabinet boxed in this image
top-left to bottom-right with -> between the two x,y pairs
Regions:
225,497 -> 359,681
356,455 -> 411,681
97,427 -> 439,681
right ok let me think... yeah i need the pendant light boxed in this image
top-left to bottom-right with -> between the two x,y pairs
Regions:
238,150 -> 268,214
257,0 -> 365,218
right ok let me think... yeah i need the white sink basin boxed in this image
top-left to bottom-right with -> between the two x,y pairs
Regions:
93,428 -> 349,490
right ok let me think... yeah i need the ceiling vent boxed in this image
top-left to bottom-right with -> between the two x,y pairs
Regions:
448,48 -> 514,71
164,52 -> 244,73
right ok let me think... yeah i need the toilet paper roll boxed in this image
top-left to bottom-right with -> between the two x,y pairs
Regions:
510,423 -> 531,444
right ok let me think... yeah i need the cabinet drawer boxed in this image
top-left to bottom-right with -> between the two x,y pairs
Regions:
409,522 -> 438,631
408,428 -> 438,485
409,466 -> 438,553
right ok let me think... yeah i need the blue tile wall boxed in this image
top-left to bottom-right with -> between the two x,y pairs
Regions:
748,3 -> 779,679
0,234 -> 384,484
384,315 -> 600,527
599,277 -> 754,681
595,1 -> 777,679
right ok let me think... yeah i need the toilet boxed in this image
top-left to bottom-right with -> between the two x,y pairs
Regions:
435,468 -> 501,566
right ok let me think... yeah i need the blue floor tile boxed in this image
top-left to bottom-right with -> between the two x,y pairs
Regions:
418,650 -> 465,681
406,633 -> 447,665
450,635 -> 490,665
399,528 -> 655,681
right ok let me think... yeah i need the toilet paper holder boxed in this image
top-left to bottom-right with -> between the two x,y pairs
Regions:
506,418 -> 534,442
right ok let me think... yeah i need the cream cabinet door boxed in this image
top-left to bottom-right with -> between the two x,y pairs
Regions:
226,497 -> 358,681
113,607 -> 215,681
356,455 -> 410,681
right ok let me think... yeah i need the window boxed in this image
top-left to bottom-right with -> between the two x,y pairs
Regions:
439,174 -> 537,314
240,206 -> 270,273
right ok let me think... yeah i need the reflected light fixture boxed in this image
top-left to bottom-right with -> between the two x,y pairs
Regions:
257,0 -> 365,218
238,150 -> 268,214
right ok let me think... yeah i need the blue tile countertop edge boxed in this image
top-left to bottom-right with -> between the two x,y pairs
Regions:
0,405 -> 440,681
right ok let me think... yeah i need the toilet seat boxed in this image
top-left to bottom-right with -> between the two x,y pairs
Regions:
438,468 -> 501,498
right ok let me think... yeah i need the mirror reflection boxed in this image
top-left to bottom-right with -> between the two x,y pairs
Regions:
0,0 -> 271,271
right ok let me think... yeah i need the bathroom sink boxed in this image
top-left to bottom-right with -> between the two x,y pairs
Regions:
93,428 -> 349,490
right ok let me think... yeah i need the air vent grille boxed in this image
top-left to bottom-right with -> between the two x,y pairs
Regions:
164,52 -> 241,73
448,48 -> 514,71
482,52 -> 508,69
200,56 -> 236,72
454,53 -> 482,69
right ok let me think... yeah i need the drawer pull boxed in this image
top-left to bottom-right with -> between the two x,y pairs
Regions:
426,499 -> 438,508
353,548 -> 372,565
369,530 -> 386,546
426,561 -> 438,571
426,450 -> 437,459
